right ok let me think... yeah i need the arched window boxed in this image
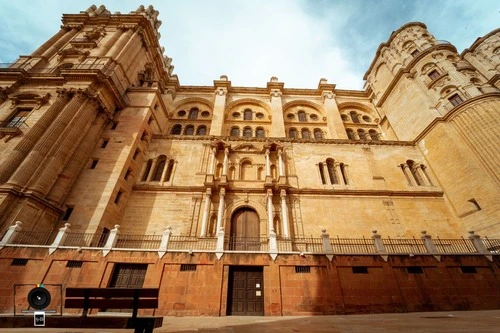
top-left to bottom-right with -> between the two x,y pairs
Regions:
313,128 -> 323,139
298,110 -> 307,122
228,166 -> 235,180
407,160 -> 424,185
350,111 -> 359,123
188,108 -> 199,119
339,163 -> 348,185
341,114 -> 348,122
171,124 -> 182,135
241,161 -> 252,180
230,127 -> 240,137
357,129 -> 366,140
369,130 -> 379,141
270,164 -> 277,180
346,129 -> 355,140
289,128 -> 297,139
243,127 -> 252,137
165,160 -> 175,182
256,127 -> 265,138
244,109 -> 253,120
184,125 -> 195,135
196,126 -> 207,135
142,159 -> 153,181
257,167 -> 263,180
152,156 -> 166,181
216,163 -> 223,179
301,128 -> 311,139
326,158 -> 337,184
318,162 -> 326,184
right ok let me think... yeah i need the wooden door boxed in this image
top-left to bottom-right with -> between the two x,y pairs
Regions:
228,266 -> 264,316
229,208 -> 260,250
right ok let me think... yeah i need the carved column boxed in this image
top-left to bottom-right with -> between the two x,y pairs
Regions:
200,189 -> 212,237
269,89 -> 285,137
7,90 -> 87,188
342,164 -> 351,185
0,90 -> 71,183
415,165 -> 430,186
222,148 -> 229,176
401,164 -> 415,186
265,149 -> 271,177
108,27 -> 134,59
146,159 -> 158,182
47,114 -> 108,204
210,80 -> 228,136
30,97 -> 102,196
322,163 -> 329,184
216,189 -> 225,232
335,163 -> 345,185
267,189 -> 274,233
41,28 -> 79,59
96,28 -> 124,57
278,149 -> 285,177
208,147 -> 216,175
280,189 -> 290,238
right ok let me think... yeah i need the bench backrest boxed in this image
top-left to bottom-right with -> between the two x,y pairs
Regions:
65,288 -> 159,318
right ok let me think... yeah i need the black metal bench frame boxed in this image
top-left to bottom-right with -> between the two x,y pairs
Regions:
64,287 -> 163,333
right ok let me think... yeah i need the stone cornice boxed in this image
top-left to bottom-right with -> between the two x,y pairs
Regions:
461,28 -> 500,56
412,92 -> 500,143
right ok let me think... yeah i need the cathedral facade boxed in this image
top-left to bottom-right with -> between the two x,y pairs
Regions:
0,5 -> 499,316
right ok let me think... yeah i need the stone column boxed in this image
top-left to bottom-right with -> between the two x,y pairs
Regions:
209,85 -> 228,136
7,90 -> 87,188
335,163 -> 345,185
208,148 -> 216,175
265,149 -> 271,177
31,98 -> 101,196
95,28 -> 124,57
222,148 -> 229,176
268,77 -> 285,137
146,159 -> 158,182
415,165 -> 430,186
401,164 -> 415,186
278,149 -> 285,177
322,163 -> 329,184
47,114 -> 107,204
41,28 -> 79,59
0,221 -> 22,249
0,90 -> 71,183
216,189 -> 225,232
31,28 -> 69,56
200,189 -> 212,237
319,80 -> 347,139
267,189 -> 274,233
108,27 -> 134,59
280,189 -> 290,238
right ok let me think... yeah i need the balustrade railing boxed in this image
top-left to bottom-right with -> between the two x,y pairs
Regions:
1,223 -> 499,258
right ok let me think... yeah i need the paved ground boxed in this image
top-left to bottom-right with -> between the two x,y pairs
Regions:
1,310 -> 499,332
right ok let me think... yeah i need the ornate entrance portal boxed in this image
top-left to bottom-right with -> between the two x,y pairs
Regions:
229,208 -> 260,251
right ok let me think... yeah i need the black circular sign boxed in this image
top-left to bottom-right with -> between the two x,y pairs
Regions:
27,287 -> 51,310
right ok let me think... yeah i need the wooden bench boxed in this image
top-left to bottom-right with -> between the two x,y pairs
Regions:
63,287 -> 163,333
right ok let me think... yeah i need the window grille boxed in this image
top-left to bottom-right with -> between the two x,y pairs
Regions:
66,260 -> 83,268
180,264 -> 197,271
295,266 -> 311,273
352,266 -> 368,274
11,259 -> 28,266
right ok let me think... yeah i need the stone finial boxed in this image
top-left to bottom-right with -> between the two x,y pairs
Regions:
270,76 -> 279,82
421,230 -> 427,235
220,75 -> 228,81
319,78 -> 328,84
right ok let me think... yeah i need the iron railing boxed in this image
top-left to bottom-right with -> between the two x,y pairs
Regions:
168,236 -> 217,251
434,237 -> 477,254
482,237 -> 500,253
383,237 -> 428,254
0,120 -> 29,130
330,237 -> 376,253
226,236 -> 269,251
63,233 -> 108,247
10,230 -> 57,246
114,234 -> 162,249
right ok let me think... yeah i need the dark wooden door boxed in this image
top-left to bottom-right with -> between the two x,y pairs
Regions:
230,208 -> 260,250
228,266 -> 264,316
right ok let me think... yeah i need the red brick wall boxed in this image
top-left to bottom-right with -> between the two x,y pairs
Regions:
0,247 -> 498,316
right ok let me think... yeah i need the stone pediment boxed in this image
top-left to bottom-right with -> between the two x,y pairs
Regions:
231,143 -> 262,153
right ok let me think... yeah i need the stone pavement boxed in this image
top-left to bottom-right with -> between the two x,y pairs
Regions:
1,310 -> 499,332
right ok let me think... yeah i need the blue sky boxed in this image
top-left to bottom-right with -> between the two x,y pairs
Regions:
0,0 -> 498,89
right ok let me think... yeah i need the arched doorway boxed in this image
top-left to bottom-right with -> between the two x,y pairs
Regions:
229,207 -> 260,251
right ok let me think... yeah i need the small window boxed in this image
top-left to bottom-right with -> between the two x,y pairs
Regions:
341,114 -> 348,122
124,168 -> 132,180
346,129 -> 355,140
152,157 -> 166,181
184,125 -> 195,135
287,113 -> 295,120
232,112 -> 241,118
256,128 -> 265,138
428,70 -> 440,80
6,108 -> 31,128
255,112 -> 264,119
449,94 -> 464,107
142,159 -> 153,181
111,121 -> 118,130
289,128 -> 297,139
133,149 -> 140,160
188,108 -> 199,119
362,115 -> 371,123
310,114 -> 318,121
460,266 -> 477,274
411,50 -> 419,57
177,110 -> 186,117
101,139 -> 109,148
244,109 -> 253,120
357,129 -> 366,140
369,130 -> 379,141
295,266 -> 311,273
350,111 -> 359,123
352,266 -> 368,274
298,111 -> 307,122
148,116 -> 154,125
90,159 -> 99,169
11,259 -> 28,266
62,207 -> 74,221
301,129 -> 310,139
114,190 -> 123,204
313,129 -> 323,139
201,111 -> 210,118
66,261 -> 83,268
171,124 -> 182,135
141,132 -> 147,141
196,126 -> 207,135
243,127 -> 252,137
407,266 -> 423,274
180,264 -> 197,271
230,127 -> 240,137
165,160 -> 174,182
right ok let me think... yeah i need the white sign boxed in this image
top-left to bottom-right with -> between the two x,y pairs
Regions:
34,311 -> 45,327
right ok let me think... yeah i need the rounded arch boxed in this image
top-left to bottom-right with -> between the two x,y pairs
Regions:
223,200 -> 268,235
440,85 -> 458,97
225,98 -> 272,116
337,102 -> 374,115
173,97 -> 214,111
282,99 -> 323,113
